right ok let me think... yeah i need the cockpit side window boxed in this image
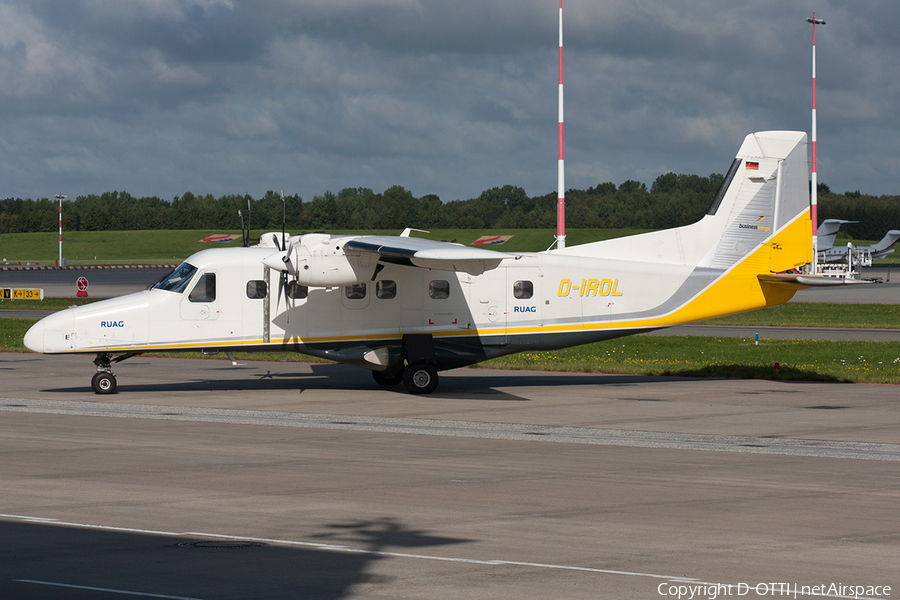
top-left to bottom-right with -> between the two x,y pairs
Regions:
153,262 -> 198,293
189,273 -> 216,303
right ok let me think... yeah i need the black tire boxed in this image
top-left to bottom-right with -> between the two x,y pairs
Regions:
403,362 -> 439,395
372,369 -> 403,386
91,372 -> 117,395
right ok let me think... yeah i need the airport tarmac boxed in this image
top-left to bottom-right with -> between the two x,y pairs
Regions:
1,353 -> 897,599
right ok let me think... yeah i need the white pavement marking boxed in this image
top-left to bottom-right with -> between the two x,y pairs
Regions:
1,514 -> 886,600
3,397 -> 900,461
13,579 -> 206,599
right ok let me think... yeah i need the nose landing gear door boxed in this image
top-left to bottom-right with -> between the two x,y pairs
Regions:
181,271 -> 220,321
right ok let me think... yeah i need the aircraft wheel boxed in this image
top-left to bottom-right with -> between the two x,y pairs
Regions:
372,369 -> 403,386
403,362 -> 438,395
92,372 -> 117,395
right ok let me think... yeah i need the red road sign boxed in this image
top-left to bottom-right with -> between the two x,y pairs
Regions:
76,276 -> 89,297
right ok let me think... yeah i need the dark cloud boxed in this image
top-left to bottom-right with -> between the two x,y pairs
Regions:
1,0 -> 899,208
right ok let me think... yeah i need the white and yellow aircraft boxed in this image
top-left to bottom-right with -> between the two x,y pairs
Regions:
26,131 -> 829,395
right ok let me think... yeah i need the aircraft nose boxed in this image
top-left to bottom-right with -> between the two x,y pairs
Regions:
23,310 -> 73,354
23,321 -> 44,353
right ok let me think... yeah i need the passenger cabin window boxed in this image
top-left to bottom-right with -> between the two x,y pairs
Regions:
429,280 -> 450,300
189,273 -> 216,302
376,280 -> 397,299
154,262 -> 197,293
345,283 -> 367,300
287,281 -> 308,299
513,280 -> 533,299
246,280 -> 267,299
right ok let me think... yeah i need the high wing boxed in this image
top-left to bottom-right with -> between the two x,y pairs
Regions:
344,235 -> 516,275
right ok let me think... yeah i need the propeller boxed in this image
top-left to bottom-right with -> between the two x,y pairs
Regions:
275,191 -> 292,317
281,240 -> 295,273
274,243 -> 297,317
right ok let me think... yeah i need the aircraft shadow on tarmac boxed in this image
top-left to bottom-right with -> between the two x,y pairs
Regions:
39,360 -> 700,400
0,517 -> 471,600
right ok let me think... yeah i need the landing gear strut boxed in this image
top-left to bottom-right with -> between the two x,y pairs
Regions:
400,333 -> 439,395
92,353 -> 117,394
91,352 -> 140,394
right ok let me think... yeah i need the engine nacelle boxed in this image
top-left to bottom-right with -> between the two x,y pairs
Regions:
262,234 -> 378,287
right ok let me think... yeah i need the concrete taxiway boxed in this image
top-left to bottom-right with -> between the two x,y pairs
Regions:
1,353 -> 897,599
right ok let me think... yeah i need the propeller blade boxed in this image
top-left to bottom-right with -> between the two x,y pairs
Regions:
281,241 -> 296,274
276,272 -> 284,314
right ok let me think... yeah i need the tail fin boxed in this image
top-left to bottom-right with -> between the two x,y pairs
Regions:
704,131 -> 811,273
873,230 -> 900,253
816,219 -> 857,250
563,131 -> 812,274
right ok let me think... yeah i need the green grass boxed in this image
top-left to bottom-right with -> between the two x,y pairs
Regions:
0,228 -> 648,264
704,302 -> 900,329
3,318 -> 898,384
475,335 -> 900,384
3,227 -> 896,264
0,230 -> 244,264
0,298 -> 100,310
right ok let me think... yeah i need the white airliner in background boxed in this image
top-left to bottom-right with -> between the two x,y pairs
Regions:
26,131 -> 836,395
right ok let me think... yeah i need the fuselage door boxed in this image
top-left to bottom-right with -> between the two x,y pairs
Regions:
471,268 -> 507,345
181,270 -> 220,321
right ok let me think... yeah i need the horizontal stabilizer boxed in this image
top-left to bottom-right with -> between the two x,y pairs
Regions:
345,236 -> 515,275
758,273 -> 873,288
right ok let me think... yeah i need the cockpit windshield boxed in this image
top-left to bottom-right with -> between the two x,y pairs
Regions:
153,262 -> 198,293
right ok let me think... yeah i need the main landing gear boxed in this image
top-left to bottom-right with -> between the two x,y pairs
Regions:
371,362 -> 439,394
370,334 -> 440,395
403,362 -> 439,394
91,352 -> 139,394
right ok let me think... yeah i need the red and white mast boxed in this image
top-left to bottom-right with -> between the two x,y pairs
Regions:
56,193 -> 66,266
807,14 -> 825,273
556,0 -> 566,249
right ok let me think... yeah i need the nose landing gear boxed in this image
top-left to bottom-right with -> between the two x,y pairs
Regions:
91,371 -> 117,394
91,352 -> 140,394
92,353 -> 117,394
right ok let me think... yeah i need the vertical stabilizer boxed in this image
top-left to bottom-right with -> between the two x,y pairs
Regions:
562,131 -> 811,275
705,131 -> 811,273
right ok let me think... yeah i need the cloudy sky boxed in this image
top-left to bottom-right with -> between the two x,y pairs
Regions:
2,0 -> 898,206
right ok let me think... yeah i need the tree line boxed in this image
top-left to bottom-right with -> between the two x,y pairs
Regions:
2,177 -> 898,241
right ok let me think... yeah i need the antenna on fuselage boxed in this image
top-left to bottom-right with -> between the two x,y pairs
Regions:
239,209 -> 246,247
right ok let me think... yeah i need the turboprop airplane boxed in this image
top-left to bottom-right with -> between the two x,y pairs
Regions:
819,227 -> 900,264
26,131 -> 843,395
